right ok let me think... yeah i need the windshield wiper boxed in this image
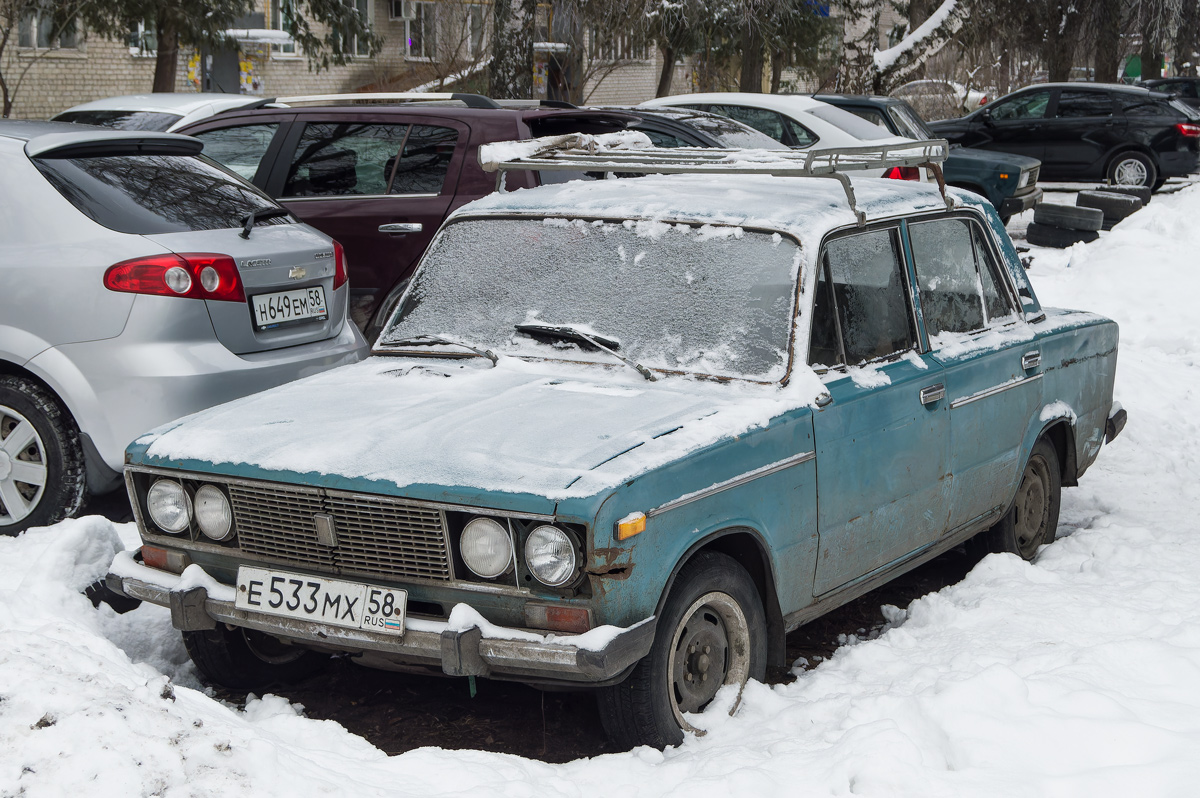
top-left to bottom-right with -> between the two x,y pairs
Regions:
239,206 -> 290,239
516,323 -> 656,382
383,334 -> 498,365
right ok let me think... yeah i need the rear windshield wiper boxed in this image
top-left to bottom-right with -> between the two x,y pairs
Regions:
516,323 -> 656,381
383,334 -> 498,365
239,206 -> 291,238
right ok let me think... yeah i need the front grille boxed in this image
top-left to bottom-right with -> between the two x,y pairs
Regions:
228,482 -> 452,581
1027,166 -> 1040,187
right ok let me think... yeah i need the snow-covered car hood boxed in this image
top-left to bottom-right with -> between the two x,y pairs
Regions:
131,357 -> 823,504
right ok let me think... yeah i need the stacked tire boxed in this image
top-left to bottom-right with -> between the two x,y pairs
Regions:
1026,204 -> 1102,248
1078,189 -> 1145,230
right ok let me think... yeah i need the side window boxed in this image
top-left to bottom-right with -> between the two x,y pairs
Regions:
193,124 -> 279,181
909,218 -> 1013,338
641,129 -> 691,148
707,105 -> 817,148
844,107 -> 892,132
808,229 -> 916,367
283,123 -> 410,197
389,125 -> 458,194
1055,91 -> 1114,118
989,91 -> 1051,121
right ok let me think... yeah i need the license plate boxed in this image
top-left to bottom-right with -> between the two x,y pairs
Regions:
235,567 -> 406,636
251,286 -> 328,329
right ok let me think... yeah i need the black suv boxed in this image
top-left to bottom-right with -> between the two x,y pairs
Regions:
929,83 -> 1200,190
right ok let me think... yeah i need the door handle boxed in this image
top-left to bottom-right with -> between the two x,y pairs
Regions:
379,223 -> 423,234
920,384 -> 945,405
1022,350 -> 1042,371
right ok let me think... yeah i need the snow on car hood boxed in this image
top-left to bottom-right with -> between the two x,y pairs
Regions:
134,357 -> 824,501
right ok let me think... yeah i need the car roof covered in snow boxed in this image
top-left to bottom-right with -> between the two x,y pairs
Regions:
450,173 -> 966,243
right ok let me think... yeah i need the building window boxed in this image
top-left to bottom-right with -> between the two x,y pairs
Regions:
588,29 -> 648,62
346,0 -> 372,57
127,19 -> 156,55
271,0 -> 297,55
406,1 -> 437,60
18,10 -> 78,49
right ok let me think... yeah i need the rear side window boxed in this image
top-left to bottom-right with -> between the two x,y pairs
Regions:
52,110 -> 182,131
805,105 -> 895,140
34,154 -> 286,235
192,124 -> 279,180
908,218 -> 1014,337
809,228 -> 916,367
704,104 -> 818,148
1055,91 -> 1114,118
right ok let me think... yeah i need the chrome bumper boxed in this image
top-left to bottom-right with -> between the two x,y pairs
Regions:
105,571 -> 654,686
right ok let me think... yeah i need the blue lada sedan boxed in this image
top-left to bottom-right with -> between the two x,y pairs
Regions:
107,171 -> 1125,749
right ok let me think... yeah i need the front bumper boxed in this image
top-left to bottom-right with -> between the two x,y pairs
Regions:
1000,186 -> 1043,217
105,556 -> 654,687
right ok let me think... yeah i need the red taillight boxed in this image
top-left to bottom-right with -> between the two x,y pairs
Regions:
885,166 -> 921,181
980,96 -> 988,105
332,240 -> 348,290
1176,123 -> 1200,138
104,253 -> 245,302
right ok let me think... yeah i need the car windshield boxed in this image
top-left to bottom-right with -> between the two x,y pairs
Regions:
380,217 -> 802,381
805,105 -> 897,141
51,110 -> 183,131
887,103 -> 936,140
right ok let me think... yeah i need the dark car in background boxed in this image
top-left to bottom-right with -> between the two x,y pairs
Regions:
1140,77 -> 1200,110
929,83 -> 1200,190
816,93 -> 1042,223
178,94 -> 634,339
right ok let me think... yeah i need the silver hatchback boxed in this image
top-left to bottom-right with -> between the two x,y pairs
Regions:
0,121 -> 367,534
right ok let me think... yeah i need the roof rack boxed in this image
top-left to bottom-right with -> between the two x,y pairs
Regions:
479,132 -> 952,225
272,92 -> 501,109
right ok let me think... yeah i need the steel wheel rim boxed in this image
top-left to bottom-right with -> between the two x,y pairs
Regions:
1113,159 -> 1148,186
0,404 -> 48,525
668,591 -> 751,733
1013,456 -> 1051,559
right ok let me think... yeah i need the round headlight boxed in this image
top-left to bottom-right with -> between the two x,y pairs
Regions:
146,479 -> 191,534
460,517 -> 512,579
194,484 -> 233,541
525,525 -> 577,587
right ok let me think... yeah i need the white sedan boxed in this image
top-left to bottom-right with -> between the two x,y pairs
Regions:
640,92 -> 935,180
51,93 -> 263,133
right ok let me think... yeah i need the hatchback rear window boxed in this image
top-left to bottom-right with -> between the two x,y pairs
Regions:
51,110 -> 182,131
34,154 -> 287,235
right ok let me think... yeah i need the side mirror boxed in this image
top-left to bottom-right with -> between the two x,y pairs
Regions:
981,107 -> 994,126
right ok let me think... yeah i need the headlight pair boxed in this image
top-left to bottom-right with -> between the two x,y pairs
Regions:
459,517 -> 578,587
146,478 -> 234,542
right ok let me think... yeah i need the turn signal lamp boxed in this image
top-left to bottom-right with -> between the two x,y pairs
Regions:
615,512 -> 646,541
525,604 -> 592,633
140,545 -> 191,574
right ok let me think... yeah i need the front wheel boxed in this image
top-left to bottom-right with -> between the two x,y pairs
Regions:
973,438 -> 1062,561
597,551 -> 766,749
183,625 -> 329,691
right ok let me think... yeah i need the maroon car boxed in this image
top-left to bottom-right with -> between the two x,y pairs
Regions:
179,95 -> 634,338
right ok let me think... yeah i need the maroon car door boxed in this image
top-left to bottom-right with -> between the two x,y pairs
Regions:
268,113 -> 469,331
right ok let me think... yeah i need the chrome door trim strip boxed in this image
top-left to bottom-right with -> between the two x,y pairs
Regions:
648,451 -> 816,518
949,372 -> 1043,409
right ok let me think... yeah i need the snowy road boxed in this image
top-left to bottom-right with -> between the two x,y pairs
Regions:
4,183 -> 1200,796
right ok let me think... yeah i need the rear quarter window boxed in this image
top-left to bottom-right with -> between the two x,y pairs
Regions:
34,153 -> 286,234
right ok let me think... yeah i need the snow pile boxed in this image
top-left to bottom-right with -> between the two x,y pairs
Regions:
4,186 -> 1200,794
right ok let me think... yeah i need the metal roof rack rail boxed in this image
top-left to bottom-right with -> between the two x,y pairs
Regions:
479,132 -> 952,225
274,92 -> 501,109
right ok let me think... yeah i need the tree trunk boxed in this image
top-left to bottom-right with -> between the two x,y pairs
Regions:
739,23 -> 765,92
1093,0 -> 1122,82
488,0 -> 533,98
839,0 -> 881,93
770,48 -> 784,93
656,44 -> 675,97
1044,0 -> 1079,83
1176,0 -> 1200,76
152,9 -> 179,92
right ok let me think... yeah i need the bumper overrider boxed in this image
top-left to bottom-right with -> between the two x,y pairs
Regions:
106,552 -> 655,686
1000,186 -> 1043,217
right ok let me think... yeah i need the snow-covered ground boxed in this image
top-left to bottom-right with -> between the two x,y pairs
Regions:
5,184 -> 1200,796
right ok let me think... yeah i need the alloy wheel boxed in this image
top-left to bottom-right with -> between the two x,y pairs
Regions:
1113,158 -> 1149,186
0,404 -> 48,525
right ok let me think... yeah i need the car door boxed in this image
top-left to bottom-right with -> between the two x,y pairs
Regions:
907,214 -> 1042,536
265,114 -> 468,331
974,89 -> 1052,162
807,226 -> 951,596
1041,89 -> 1124,178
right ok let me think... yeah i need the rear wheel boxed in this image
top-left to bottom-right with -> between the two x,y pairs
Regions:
973,438 -> 1061,561
183,625 -> 329,691
0,376 -> 85,536
597,551 -> 766,749
1107,151 -> 1157,189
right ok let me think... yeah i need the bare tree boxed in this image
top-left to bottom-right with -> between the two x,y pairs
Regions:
0,0 -> 88,117
838,0 -> 973,94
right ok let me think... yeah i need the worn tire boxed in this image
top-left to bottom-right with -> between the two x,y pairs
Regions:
1076,190 -> 1142,223
0,376 -> 86,536
1096,185 -> 1152,205
1025,222 -> 1100,249
183,626 -> 329,691
1032,203 -> 1103,232
596,551 -> 767,749
973,438 -> 1062,561
1106,150 -> 1158,189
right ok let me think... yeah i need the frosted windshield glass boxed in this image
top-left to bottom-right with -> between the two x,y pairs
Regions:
381,218 -> 802,380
